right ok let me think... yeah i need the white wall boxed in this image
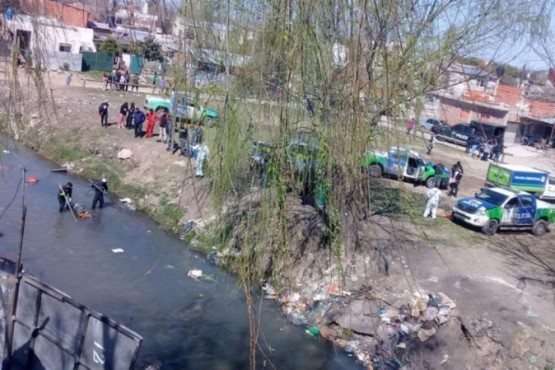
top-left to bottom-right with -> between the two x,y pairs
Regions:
7,15 -> 95,57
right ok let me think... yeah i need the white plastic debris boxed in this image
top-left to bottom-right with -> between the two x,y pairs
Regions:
187,269 -> 203,280
2,150 -> 10,154
111,248 -> 124,253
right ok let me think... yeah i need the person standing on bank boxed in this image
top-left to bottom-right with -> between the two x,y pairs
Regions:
98,101 -> 109,128
423,183 -> 442,219
406,117 -> 416,135
126,102 -> 135,129
58,182 -> 73,213
448,161 -> 464,197
91,178 -> 109,209
134,108 -> 146,138
118,102 -> 128,129
145,109 -> 157,138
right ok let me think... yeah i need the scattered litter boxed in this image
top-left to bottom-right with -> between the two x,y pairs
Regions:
61,162 -> 75,170
287,312 -> 307,326
417,325 -> 437,342
440,354 -> 449,364
179,220 -> 197,239
396,342 -> 406,349
2,150 -> 10,154
528,355 -> 537,364
25,176 -> 39,184
312,293 -> 328,302
187,269 -> 203,280
111,248 -> 124,253
207,250 -> 219,265
428,276 -> 439,283
262,283 -> 276,299
306,326 -> 320,337
119,198 -> 136,210
526,310 -> 539,318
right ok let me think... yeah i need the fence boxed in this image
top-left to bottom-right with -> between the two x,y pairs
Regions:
82,52 -> 115,72
0,258 -> 142,370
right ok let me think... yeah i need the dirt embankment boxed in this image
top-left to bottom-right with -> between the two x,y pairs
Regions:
2,69 -> 555,369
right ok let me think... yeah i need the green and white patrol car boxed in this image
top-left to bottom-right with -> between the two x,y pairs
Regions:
452,187 -> 555,236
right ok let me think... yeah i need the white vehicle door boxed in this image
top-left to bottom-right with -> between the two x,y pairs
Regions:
404,156 -> 421,179
501,197 -> 519,225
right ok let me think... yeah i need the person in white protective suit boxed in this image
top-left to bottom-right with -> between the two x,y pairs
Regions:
423,183 -> 442,219
195,143 -> 209,178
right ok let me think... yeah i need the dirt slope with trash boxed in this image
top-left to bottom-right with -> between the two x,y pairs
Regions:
1,69 -> 555,369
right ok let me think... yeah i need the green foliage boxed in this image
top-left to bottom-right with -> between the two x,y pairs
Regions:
99,37 -> 120,53
143,37 -> 164,62
157,197 -> 184,231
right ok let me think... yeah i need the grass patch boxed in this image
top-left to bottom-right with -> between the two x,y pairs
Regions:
155,196 -> 184,232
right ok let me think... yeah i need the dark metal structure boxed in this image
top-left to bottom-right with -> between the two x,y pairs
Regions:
0,257 -> 142,370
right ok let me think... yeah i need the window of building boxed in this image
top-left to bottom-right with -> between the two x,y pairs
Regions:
480,114 -> 491,121
59,43 -> 72,52
460,109 -> 470,120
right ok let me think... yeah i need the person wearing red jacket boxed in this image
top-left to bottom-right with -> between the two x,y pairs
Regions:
145,109 -> 157,138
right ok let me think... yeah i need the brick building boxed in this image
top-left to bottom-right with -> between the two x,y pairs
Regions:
20,0 -> 90,28
425,63 -> 555,143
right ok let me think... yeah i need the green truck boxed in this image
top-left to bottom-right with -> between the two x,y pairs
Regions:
363,147 -> 450,188
452,187 -> 555,236
485,163 -> 555,201
144,93 -> 219,124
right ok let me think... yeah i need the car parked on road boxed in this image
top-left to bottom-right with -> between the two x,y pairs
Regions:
363,146 -> 450,188
144,93 -> 219,124
441,123 -> 476,145
419,118 -> 447,132
451,187 -> 555,236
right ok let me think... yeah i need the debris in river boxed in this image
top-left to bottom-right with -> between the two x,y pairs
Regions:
119,198 -> 136,210
187,269 -> 203,280
112,248 -> 124,253
25,176 -> 39,184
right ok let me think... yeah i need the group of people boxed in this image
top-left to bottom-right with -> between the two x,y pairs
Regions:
102,60 -> 140,92
58,179 -> 109,214
97,100 -> 209,177
465,136 -> 504,162
423,161 -> 464,219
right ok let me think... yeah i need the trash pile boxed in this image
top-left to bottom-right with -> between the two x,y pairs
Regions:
267,285 -> 457,368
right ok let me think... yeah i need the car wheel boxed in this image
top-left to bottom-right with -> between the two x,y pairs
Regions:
425,177 -> 435,188
481,219 -> 499,236
531,219 -> 549,236
368,164 -> 382,178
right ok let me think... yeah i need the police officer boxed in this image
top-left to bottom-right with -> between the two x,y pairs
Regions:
58,182 -> 73,212
91,178 -> 109,209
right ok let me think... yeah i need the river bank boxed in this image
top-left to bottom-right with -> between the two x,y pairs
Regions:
2,68 -> 555,369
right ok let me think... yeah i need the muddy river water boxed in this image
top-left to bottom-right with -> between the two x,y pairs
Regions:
0,137 -> 361,370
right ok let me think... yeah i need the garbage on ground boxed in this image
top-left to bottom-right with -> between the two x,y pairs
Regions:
187,269 -> 203,280
119,198 -> 136,210
306,326 -> 320,337
262,283 -> 276,299
111,248 -> 124,253
207,249 -> 219,265
179,220 -> 197,239
2,150 -> 10,154
526,309 -> 539,318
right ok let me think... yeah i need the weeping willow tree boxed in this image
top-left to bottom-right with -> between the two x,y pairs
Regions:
169,0 -> 550,368
1,0 -> 553,368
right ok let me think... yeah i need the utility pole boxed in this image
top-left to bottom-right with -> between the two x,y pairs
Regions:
167,90 -> 177,152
